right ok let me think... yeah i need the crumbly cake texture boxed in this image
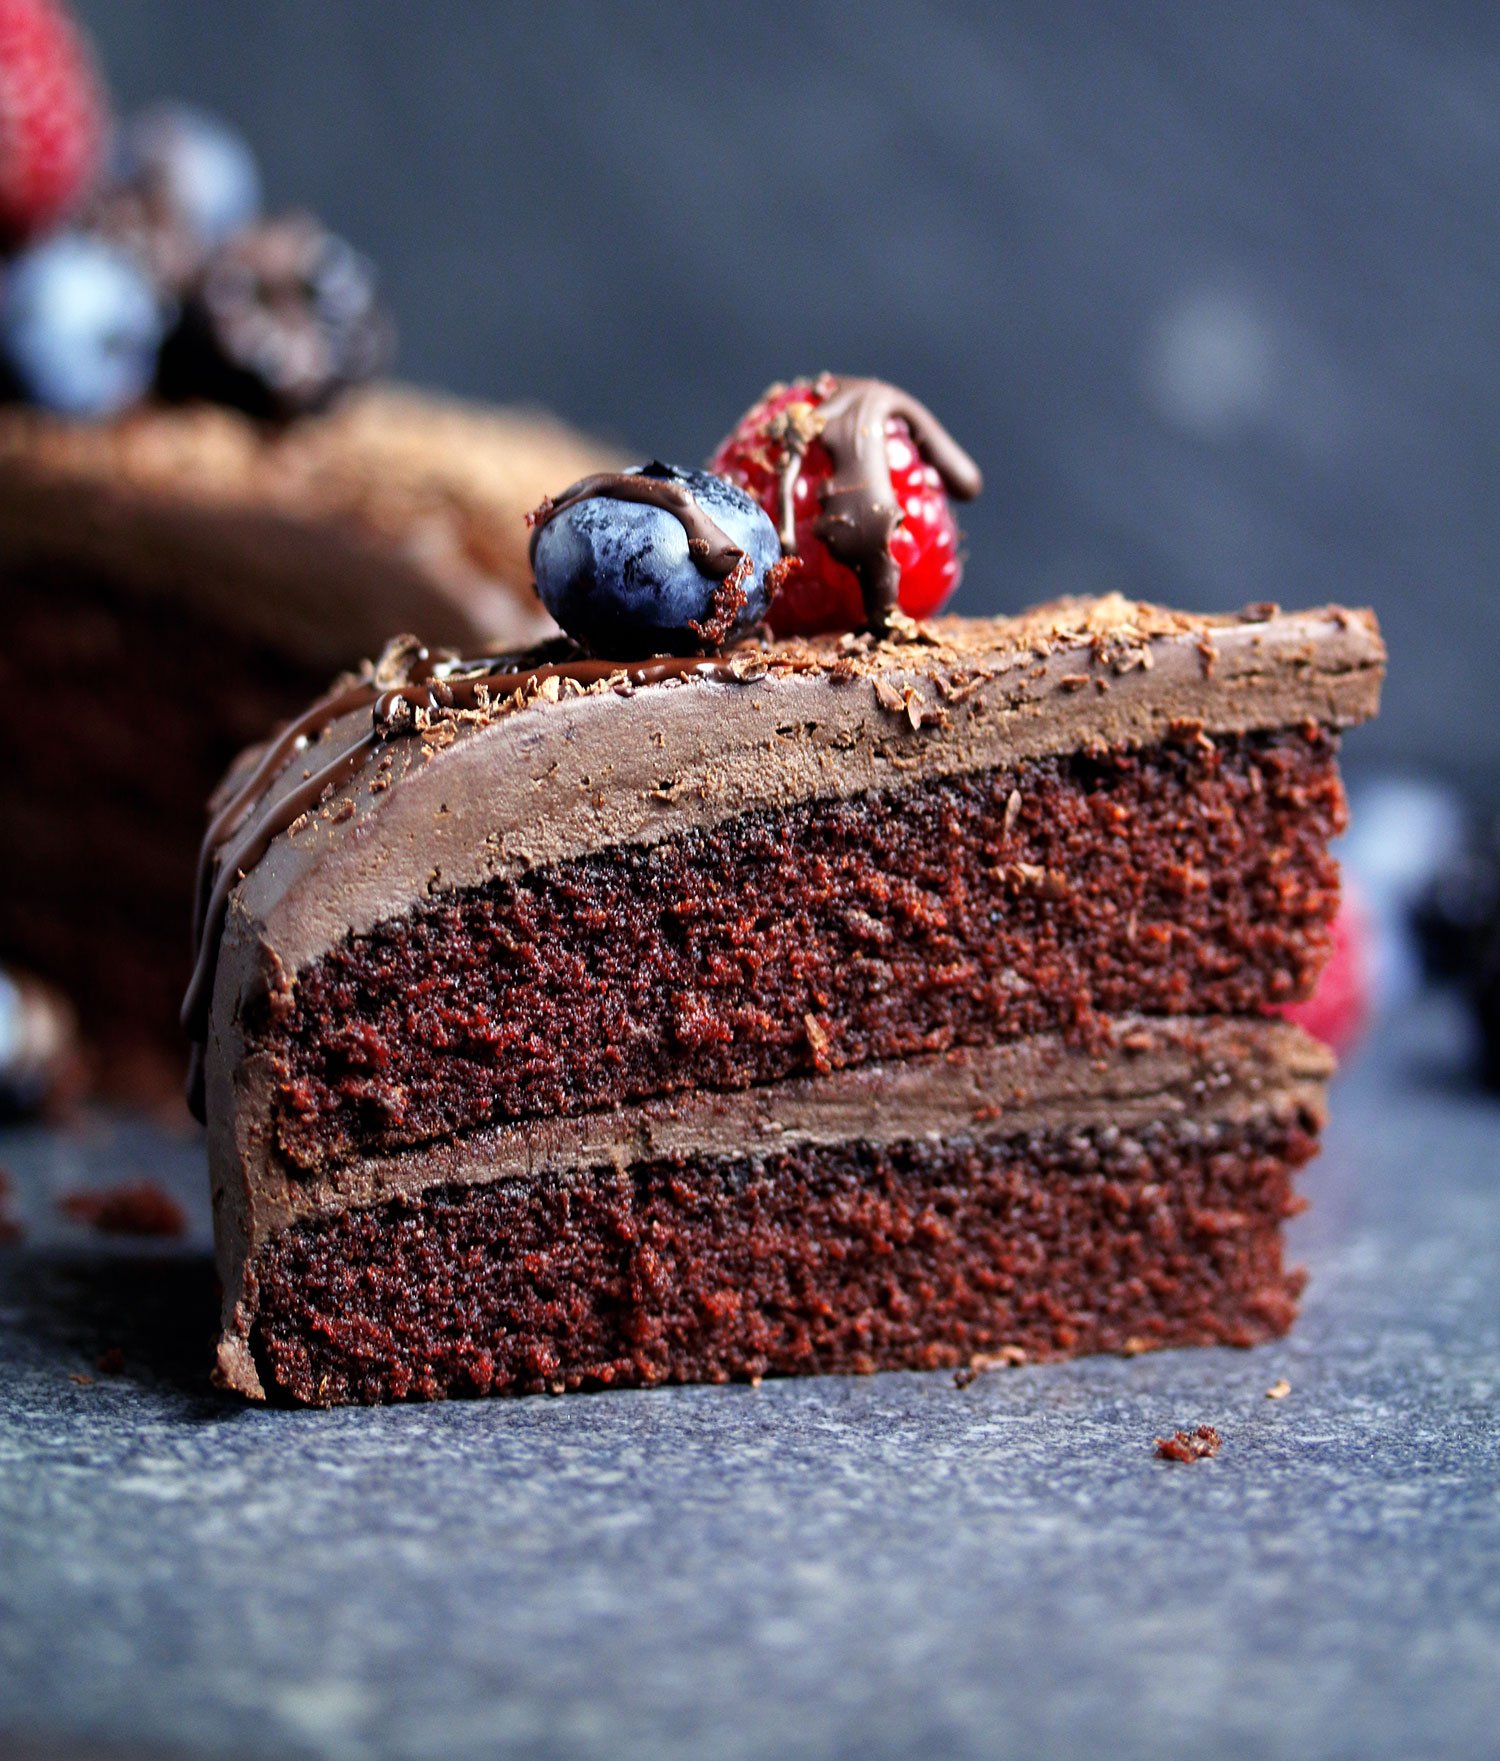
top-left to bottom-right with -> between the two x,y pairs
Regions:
200,595 -> 1384,1403
253,1098 -> 1318,1405
0,384 -> 617,1092
266,728 -> 1342,1173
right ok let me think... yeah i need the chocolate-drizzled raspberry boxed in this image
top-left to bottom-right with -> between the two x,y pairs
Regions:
156,213 -> 391,419
774,375 -> 983,628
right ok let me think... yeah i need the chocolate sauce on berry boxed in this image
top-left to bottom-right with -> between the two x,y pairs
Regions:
527,466 -> 745,580
774,376 -> 982,629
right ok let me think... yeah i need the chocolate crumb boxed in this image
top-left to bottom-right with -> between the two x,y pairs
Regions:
1265,1378 -> 1291,1400
59,1183 -> 187,1238
1155,1424 -> 1222,1462
0,1165 -> 21,1242
954,1345 -> 1028,1387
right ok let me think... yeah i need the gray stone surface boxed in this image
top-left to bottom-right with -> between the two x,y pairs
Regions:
1,998 -> 1497,1761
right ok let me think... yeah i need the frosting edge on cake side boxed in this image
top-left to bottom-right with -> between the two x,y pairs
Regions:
218,599 -> 1384,983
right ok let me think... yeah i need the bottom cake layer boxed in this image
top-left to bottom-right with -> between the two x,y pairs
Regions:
242,1100 -> 1319,1406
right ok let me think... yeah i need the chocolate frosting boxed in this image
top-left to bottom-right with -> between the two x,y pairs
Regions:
189,595 -> 1384,1125
774,375 -> 983,626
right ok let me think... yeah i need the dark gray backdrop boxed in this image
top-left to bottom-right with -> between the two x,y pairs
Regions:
75,0 -> 1500,781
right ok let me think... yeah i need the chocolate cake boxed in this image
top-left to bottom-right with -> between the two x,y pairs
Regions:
0,21 -> 622,1094
0,388 -> 615,1094
194,591 -> 1383,1403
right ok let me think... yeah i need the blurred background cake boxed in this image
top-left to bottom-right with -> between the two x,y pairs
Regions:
0,2 -> 615,1097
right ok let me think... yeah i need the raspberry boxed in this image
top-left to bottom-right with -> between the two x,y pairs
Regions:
710,374 -> 973,636
1278,886 -> 1371,1056
0,0 -> 105,247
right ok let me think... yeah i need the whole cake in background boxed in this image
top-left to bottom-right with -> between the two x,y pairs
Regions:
191,370 -> 1384,1405
0,0 -> 615,1098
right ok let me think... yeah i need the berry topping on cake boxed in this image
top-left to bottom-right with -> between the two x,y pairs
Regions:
0,0 -> 104,247
710,373 -> 982,636
0,229 -> 167,413
1277,890 -> 1371,1056
116,103 -> 261,252
528,462 -> 782,658
155,212 -> 391,419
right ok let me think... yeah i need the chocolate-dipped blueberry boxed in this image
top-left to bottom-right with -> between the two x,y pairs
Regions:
528,462 -> 781,657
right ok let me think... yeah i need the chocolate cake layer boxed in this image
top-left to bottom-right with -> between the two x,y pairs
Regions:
232,1018 -> 1328,1405
209,599 -> 1383,993
0,560 -> 328,1077
262,725 -> 1343,1171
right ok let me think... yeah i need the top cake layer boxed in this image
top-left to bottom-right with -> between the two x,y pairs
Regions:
204,594 -> 1383,997
0,384 -> 618,662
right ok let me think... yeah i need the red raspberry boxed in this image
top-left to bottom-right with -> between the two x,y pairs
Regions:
0,0 -> 105,247
1278,886 -> 1371,1056
710,375 -> 966,636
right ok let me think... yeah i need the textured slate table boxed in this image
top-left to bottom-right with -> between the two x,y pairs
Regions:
2,997 -> 1497,1761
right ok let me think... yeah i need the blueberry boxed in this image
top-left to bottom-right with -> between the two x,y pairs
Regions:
532,463 -> 781,657
0,233 -> 170,416
118,103 -> 262,249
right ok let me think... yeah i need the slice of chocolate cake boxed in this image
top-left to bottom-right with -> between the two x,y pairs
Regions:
194,592 -> 1383,1403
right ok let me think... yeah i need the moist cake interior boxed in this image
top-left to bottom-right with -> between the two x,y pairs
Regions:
264,727 -> 1344,1172
253,1103 -> 1319,1406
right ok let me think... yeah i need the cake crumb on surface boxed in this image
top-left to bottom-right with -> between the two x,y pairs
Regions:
1155,1425 -> 1223,1462
0,1165 -> 21,1242
59,1182 -> 187,1238
1265,1378 -> 1292,1399
954,1346 -> 1029,1388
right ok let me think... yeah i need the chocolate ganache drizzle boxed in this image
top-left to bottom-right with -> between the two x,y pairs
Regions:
527,469 -> 746,580
774,376 -> 983,628
181,639 -> 756,1117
